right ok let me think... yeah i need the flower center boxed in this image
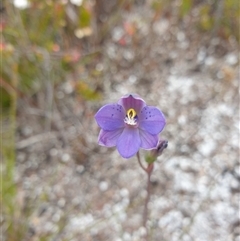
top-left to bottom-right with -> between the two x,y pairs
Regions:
124,108 -> 138,126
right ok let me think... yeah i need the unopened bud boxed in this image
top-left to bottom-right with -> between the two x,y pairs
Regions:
145,139 -> 168,164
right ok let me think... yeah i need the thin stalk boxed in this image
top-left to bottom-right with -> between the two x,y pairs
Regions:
136,152 -> 153,241
137,151 -> 147,172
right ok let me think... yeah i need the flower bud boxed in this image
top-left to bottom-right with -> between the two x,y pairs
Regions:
145,139 -> 168,164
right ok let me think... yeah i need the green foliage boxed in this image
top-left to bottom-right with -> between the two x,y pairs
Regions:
20,1 -> 65,48
151,0 -> 164,11
196,0 -> 239,40
1,79 -> 20,240
1,1 -> 100,240
2,0 -> 99,99
0,88 -> 11,112
180,0 -> 192,17
222,0 -> 240,41
79,5 -> 91,28
76,81 -> 101,101
198,4 -> 214,31
151,0 -> 239,41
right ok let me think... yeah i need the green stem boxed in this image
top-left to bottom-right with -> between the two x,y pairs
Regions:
1,63 -> 18,239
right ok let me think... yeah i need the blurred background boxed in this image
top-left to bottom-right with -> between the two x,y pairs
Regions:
1,0 -> 239,240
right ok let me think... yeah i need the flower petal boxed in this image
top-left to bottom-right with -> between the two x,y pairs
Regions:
98,129 -> 123,147
139,106 -> 166,135
95,104 -> 125,131
139,129 -> 159,150
117,128 -> 141,159
118,94 -> 146,113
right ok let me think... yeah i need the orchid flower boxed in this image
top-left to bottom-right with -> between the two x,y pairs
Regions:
95,94 -> 166,159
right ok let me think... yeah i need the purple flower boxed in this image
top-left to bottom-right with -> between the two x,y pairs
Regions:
95,94 -> 166,159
